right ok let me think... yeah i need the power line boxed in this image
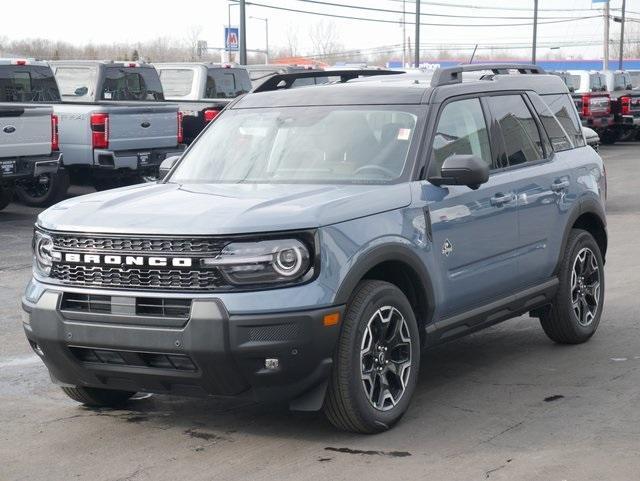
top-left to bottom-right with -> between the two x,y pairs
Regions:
245,1 -> 602,27
384,0 -> 637,14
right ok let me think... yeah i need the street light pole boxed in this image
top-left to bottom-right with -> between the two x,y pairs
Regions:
239,0 -> 247,65
619,0 -> 626,70
415,0 -> 420,68
250,16 -> 269,64
532,0 -> 538,64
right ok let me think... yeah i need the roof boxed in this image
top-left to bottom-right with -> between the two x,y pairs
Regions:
234,69 -> 569,109
50,60 -> 154,68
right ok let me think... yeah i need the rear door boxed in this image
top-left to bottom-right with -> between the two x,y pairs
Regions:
426,96 -> 520,317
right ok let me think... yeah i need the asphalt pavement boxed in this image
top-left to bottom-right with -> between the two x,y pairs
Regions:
1,146 -> 639,481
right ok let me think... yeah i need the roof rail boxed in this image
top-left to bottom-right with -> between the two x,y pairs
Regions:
251,69 -> 404,93
430,63 -> 547,87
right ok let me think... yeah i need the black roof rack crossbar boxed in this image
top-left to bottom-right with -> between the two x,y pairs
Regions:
430,63 -> 547,87
251,69 -> 404,93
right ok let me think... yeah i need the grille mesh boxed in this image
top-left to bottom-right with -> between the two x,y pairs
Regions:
52,234 -> 226,254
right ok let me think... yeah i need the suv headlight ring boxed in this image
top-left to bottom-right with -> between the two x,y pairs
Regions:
33,229 -> 58,277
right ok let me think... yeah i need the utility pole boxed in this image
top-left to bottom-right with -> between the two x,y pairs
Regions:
402,0 -> 406,68
239,0 -> 247,65
619,0 -> 626,70
532,0 -> 538,64
603,1 -> 610,71
415,0 -> 420,68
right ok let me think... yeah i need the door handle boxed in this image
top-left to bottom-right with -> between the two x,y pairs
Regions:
551,179 -> 570,192
490,192 -> 515,207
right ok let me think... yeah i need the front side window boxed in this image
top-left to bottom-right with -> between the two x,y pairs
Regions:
158,69 -> 194,97
101,67 -> 164,101
487,95 -> 544,166
55,67 -> 96,100
169,106 -> 419,184
430,98 -> 492,174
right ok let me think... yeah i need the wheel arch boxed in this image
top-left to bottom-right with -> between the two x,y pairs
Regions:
334,244 -> 436,343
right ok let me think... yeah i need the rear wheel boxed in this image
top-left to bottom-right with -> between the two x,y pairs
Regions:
324,280 -> 420,433
61,386 -> 135,407
15,170 -> 69,207
539,229 -> 604,344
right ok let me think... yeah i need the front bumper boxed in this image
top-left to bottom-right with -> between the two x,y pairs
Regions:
93,145 -> 186,171
21,285 -> 343,407
0,152 -> 61,182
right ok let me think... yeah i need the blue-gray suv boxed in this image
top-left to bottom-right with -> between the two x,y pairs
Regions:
22,65 -> 607,433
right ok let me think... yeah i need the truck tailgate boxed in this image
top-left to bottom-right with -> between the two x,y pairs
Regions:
0,104 -> 52,158
106,105 -> 178,151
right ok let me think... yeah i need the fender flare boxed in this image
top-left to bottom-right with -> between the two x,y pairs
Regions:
333,243 -> 436,326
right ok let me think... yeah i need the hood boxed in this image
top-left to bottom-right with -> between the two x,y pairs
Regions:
38,182 -> 412,235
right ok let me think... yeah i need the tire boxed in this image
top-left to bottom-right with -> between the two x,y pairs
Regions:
324,280 -> 421,433
539,229 -> 605,344
599,130 -> 618,145
61,386 -> 135,407
15,169 -> 69,207
0,185 -> 13,211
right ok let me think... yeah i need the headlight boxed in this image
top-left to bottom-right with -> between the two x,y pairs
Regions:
203,239 -> 312,286
33,229 -> 59,277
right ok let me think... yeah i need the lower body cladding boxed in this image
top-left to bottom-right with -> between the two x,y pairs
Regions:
21,288 -> 344,410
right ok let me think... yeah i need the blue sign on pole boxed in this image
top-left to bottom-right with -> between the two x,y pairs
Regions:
225,27 -> 239,51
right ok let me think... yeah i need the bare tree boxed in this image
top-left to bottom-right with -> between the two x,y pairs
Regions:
285,25 -> 299,57
308,20 -> 343,59
185,25 -> 203,61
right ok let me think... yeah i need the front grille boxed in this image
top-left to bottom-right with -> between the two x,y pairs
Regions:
52,234 -> 226,254
69,347 -> 197,372
52,264 -> 221,290
61,292 -> 192,319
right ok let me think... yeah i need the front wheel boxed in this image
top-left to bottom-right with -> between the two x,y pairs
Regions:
324,280 -> 420,433
539,229 -> 604,344
15,170 -> 69,207
61,386 -> 135,407
0,185 -> 13,210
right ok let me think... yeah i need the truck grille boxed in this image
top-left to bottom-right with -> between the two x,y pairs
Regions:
52,264 -> 221,290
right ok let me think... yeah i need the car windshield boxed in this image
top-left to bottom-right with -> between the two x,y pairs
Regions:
168,106 -> 419,184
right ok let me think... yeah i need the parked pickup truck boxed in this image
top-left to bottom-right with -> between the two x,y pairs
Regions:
155,63 -> 252,144
550,71 -> 615,142
602,70 -> 640,140
0,59 -> 185,200
0,103 -> 61,210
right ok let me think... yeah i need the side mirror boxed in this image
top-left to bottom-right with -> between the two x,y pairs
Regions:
159,155 -> 180,180
429,154 -> 489,190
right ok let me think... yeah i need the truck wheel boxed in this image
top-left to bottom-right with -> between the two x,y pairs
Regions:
539,229 -> 604,344
0,185 -> 13,211
324,280 -> 420,433
61,386 -> 135,407
599,130 -> 618,145
15,170 -> 69,207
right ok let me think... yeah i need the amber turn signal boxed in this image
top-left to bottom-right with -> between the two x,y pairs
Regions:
323,312 -> 340,327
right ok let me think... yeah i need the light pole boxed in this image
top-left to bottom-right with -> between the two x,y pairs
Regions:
239,0 -> 247,65
532,0 -> 538,64
614,0 -> 627,70
250,16 -> 269,64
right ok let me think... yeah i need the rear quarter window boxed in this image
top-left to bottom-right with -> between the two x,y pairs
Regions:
533,94 -> 586,151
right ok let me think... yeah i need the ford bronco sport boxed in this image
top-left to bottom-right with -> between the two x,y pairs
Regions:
22,64 -> 607,434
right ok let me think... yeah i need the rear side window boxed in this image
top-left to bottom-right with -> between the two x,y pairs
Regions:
158,69 -> 194,97
486,95 -> 544,166
536,94 -> 586,150
205,69 -> 251,99
0,66 -> 60,102
101,67 -> 164,101
430,98 -> 492,174
55,67 -> 96,100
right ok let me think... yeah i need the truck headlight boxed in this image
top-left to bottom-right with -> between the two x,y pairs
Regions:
33,229 -> 58,277
203,239 -> 312,286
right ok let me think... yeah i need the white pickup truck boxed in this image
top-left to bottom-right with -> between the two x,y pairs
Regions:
1,59 -> 184,203
0,100 -> 61,210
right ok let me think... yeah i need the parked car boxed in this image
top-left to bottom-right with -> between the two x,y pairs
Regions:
550,70 -> 615,143
154,63 -> 251,144
601,70 -> 640,140
245,64 -> 328,88
0,59 -> 185,198
0,103 -> 61,209
23,64 -> 606,434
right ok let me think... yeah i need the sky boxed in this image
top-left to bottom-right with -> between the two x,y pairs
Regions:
0,0 -> 634,61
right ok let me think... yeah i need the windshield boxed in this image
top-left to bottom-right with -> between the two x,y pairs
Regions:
169,106 -> 419,184
0,66 -> 60,102
101,67 -> 164,101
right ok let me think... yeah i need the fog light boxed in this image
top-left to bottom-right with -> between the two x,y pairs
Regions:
265,358 -> 280,370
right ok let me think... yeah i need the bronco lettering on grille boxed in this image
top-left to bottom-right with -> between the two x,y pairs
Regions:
62,253 -> 193,268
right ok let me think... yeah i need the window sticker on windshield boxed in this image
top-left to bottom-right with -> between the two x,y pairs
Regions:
397,128 -> 411,140
104,92 -> 112,99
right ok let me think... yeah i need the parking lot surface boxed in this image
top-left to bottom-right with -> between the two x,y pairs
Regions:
1,145 -> 639,481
